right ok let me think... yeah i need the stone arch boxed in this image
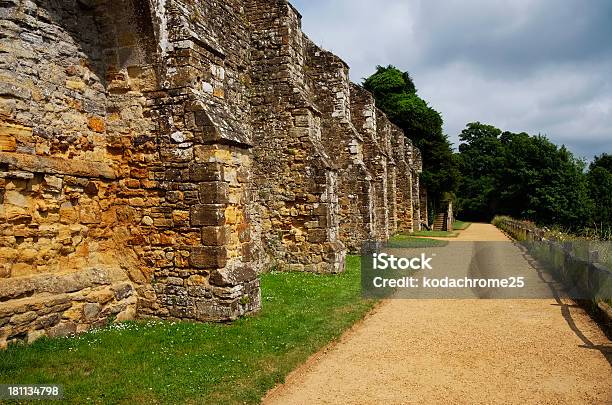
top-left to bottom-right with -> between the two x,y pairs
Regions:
35,0 -> 160,90
91,0 -> 161,92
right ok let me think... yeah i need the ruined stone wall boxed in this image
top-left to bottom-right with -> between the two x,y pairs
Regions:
0,0 -> 259,347
246,0 -> 345,273
0,0 -> 149,346
350,84 -> 391,241
372,112 -> 395,240
392,128 -> 415,233
139,0 -> 260,323
0,0 -> 425,346
304,39 -> 373,253
413,148 -> 426,230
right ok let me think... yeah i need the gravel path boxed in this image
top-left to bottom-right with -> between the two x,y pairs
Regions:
263,224 -> 612,404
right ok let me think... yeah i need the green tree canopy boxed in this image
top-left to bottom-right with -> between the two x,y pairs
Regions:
587,153 -> 612,229
456,122 -> 593,229
455,123 -> 504,220
363,66 -> 459,202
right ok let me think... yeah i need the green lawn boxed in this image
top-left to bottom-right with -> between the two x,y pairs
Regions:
387,234 -> 449,248
410,230 -> 458,238
453,221 -> 472,230
0,257 -> 376,404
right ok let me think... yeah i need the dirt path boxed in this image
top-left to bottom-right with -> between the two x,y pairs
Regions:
416,222 -> 511,241
263,224 -> 612,404
451,222 -> 510,241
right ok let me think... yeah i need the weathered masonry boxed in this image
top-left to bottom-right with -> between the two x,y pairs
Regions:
0,0 -> 426,346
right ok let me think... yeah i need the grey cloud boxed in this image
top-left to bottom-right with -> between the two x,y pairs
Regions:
291,0 -> 612,158
414,0 -> 612,75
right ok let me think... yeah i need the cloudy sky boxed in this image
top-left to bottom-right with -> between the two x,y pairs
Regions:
291,0 -> 612,160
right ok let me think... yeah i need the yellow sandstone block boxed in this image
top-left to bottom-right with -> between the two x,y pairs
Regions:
0,121 -> 32,150
0,133 -> 16,151
213,88 -> 225,99
194,146 -> 233,163
87,116 -> 105,133
66,79 -> 86,91
225,206 -> 238,224
10,262 -> 35,277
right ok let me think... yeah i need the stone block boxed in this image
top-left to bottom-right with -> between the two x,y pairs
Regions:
308,229 -> 328,243
224,206 -> 240,225
44,175 -> 63,192
34,313 -> 61,329
79,200 -> 101,224
82,303 -> 101,321
0,134 -> 16,152
84,181 -> 99,196
10,263 -> 35,278
190,204 -> 225,226
112,283 -> 134,300
201,226 -> 227,246
63,305 -> 83,321
10,311 -> 37,325
172,210 -> 190,226
116,306 -> 136,322
0,152 -> 116,179
48,322 -> 77,338
87,116 -> 105,133
65,79 -> 86,91
166,191 -> 182,203
199,181 -> 228,204
161,146 -> 193,163
213,88 -> 225,99
189,246 -> 227,269
87,289 -> 115,304
209,265 -> 257,287
0,121 -> 32,141
4,190 -> 27,207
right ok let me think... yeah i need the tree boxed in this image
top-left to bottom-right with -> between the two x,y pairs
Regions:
363,66 -> 459,204
455,122 -> 504,221
587,153 -> 612,229
456,122 -> 592,229
496,134 -> 591,227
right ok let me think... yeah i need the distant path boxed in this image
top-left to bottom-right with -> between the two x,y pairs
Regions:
451,222 -> 510,241
263,224 -> 612,404
415,222 -> 510,241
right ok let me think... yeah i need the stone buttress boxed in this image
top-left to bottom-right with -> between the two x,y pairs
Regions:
304,39 -> 374,253
392,127 -> 415,233
350,84 -> 389,241
246,0 -> 346,273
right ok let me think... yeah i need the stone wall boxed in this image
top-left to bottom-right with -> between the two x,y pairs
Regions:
304,39 -> 373,253
350,84 -> 394,240
247,1 -> 345,273
0,0 -> 424,347
413,148 -> 426,230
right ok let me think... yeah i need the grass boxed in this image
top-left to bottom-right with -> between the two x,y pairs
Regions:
0,257 -> 376,404
410,230 -> 458,238
387,235 -> 448,248
453,220 -> 471,230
